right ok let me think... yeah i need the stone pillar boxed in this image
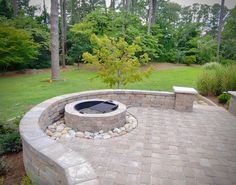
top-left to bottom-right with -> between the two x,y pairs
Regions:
173,86 -> 198,112
228,91 -> 236,116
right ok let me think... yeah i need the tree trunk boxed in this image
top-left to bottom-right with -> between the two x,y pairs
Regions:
43,0 -> 47,24
125,0 -> 130,12
50,0 -> 60,80
151,0 -> 157,24
103,0 -> 107,14
60,0 -> 66,68
147,0 -> 153,34
217,0 -> 225,62
12,0 -> 18,17
110,0 -> 115,10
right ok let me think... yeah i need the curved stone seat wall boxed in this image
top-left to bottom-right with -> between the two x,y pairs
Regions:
20,88 -> 196,185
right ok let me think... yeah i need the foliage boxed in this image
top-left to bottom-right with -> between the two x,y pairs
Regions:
0,156 -> 8,176
0,116 -> 22,154
67,31 -> 92,64
0,24 -> 39,71
197,70 -> 219,96
0,12 -> 50,70
0,177 -> 4,184
195,36 -> 217,64
0,131 -> 22,154
218,93 -> 230,104
184,55 -> 196,66
69,10 -> 161,63
221,7 -> 236,60
20,175 -> 33,185
0,0 -> 13,18
83,35 -> 152,88
197,64 -> 236,95
0,0 -> 235,70
203,62 -> 221,70
221,59 -> 235,66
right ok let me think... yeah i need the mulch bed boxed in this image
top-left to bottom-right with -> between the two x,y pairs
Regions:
1,152 -> 25,185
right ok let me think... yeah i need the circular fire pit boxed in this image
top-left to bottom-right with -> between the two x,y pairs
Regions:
65,99 -> 127,132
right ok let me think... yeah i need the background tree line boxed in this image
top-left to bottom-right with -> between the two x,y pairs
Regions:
0,0 -> 235,71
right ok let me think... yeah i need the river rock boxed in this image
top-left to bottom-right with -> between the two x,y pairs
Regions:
56,125 -> 65,132
113,128 -> 121,133
46,129 -> 53,137
75,131 -> 84,137
94,135 -> 103,139
68,130 -> 76,136
132,121 -> 137,128
48,125 -> 56,132
120,127 -> 126,131
103,134 -> 111,139
53,132 -> 62,138
99,130 -> 104,134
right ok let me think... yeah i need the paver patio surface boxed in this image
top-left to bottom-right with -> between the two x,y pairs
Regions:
60,104 -> 236,185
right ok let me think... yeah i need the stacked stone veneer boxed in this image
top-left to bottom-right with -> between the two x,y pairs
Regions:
20,88 -> 197,185
65,99 -> 127,132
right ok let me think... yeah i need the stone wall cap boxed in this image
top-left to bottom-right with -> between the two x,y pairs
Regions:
228,91 -> 236,97
173,86 -> 198,94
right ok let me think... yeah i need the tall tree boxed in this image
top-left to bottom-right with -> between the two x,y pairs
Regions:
60,0 -> 66,68
147,0 -> 157,33
217,0 -> 225,62
43,0 -> 47,24
110,0 -> 115,10
50,0 -> 60,80
147,0 -> 153,33
151,0 -> 157,24
12,0 -> 18,17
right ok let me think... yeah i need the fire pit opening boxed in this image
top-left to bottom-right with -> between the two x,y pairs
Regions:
74,100 -> 118,114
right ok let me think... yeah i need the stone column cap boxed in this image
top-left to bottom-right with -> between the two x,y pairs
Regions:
228,91 -> 236,97
173,86 -> 198,94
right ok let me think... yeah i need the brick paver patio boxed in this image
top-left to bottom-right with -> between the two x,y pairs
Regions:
60,104 -> 236,185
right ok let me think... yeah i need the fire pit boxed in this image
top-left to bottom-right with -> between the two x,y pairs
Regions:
65,99 -> 127,132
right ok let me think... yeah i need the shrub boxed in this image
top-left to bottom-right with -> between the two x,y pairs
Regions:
196,70 -> 219,96
0,131 -> 22,154
220,65 -> 236,92
221,59 -> 234,66
218,93 -> 231,104
202,62 -> 221,70
197,64 -> 236,95
21,175 -> 33,185
0,156 -> 8,175
83,35 -> 152,88
184,55 -> 196,66
0,25 -> 39,71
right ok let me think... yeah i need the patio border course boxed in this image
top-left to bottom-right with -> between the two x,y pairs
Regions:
20,87 -> 198,185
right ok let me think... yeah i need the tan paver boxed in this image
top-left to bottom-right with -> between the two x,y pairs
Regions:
60,105 -> 236,185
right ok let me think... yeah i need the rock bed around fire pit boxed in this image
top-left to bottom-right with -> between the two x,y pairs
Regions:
45,112 -> 137,140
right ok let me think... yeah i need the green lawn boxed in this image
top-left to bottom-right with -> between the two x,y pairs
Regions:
0,66 -> 201,122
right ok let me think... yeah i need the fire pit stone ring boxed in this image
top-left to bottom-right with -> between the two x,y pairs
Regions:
64,99 -> 127,132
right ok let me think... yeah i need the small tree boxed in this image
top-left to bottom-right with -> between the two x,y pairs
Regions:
83,34 -> 152,88
0,25 -> 39,71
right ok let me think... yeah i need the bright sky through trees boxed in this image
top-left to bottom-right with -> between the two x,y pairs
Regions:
30,0 -> 236,12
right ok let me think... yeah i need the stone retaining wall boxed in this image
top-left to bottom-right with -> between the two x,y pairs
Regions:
228,91 -> 236,116
20,88 -> 197,185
